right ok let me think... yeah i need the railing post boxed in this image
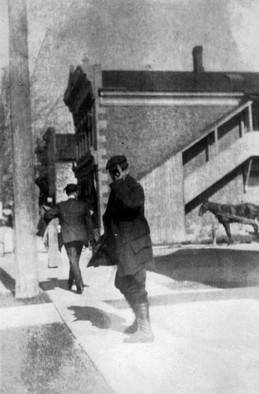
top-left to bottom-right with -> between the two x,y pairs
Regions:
214,127 -> 218,155
248,102 -> 253,131
244,159 -> 252,193
240,119 -> 245,137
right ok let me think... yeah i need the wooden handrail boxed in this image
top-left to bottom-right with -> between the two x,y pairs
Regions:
182,100 -> 253,153
184,132 -> 259,204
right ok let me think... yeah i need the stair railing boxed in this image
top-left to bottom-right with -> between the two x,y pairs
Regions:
182,100 -> 254,177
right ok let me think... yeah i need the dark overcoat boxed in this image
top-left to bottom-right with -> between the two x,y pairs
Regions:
89,175 -> 154,275
44,198 -> 93,245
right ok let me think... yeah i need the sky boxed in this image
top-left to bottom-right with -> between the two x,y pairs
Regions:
0,0 -> 259,75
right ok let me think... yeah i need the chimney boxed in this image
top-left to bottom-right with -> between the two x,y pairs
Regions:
192,46 -> 204,72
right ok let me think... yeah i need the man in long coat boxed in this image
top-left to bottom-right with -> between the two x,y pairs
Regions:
90,155 -> 155,343
44,183 -> 93,294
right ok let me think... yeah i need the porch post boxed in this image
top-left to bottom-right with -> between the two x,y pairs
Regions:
248,103 -> 253,131
214,127 -> 218,155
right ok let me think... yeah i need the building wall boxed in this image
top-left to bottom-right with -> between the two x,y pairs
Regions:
82,65 -> 258,244
104,105 -> 235,179
140,152 -> 185,244
94,95 -> 259,242
95,102 -> 239,242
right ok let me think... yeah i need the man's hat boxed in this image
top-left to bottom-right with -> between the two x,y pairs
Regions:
64,183 -> 78,193
106,155 -> 128,170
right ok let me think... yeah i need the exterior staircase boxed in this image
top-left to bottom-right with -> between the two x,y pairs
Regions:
184,131 -> 259,204
182,100 -> 259,205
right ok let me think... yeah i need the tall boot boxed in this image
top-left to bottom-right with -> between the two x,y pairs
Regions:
124,302 -> 154,343
124,298 -> 138,334
67,279 -> 74,291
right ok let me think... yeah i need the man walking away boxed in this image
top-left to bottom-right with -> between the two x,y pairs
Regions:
44,184 -> 94,294
89,155 -> 155,343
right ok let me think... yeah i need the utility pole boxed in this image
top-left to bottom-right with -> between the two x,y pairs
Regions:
0,100 -> 5,219
8,0 -> 40,298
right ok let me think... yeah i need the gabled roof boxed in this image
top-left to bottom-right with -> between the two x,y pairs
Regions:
102,71 -> 259,95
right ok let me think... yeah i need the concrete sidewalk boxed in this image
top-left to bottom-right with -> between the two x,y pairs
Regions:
1,244 -> 259,393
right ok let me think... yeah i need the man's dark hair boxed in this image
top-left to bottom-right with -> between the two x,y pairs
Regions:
64,183 -> 78,195
106,155 -> 128,172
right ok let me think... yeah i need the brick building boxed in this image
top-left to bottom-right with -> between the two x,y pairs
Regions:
35,128 -> 77,206
62,48 -> 259,244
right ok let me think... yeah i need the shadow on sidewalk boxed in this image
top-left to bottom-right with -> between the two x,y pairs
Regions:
153,247 -> 259,289
0,267 -> 15,293
40,280 -> 91,294
105,286 -> 259,310
40,279 -> 69,291
68,305 -> 127,332
104,246 -> 259,310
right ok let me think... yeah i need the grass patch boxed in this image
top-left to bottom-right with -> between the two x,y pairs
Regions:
0,291 -> 51,308
1,323 -> 114,394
